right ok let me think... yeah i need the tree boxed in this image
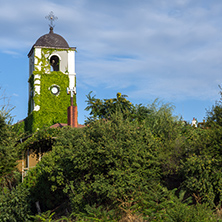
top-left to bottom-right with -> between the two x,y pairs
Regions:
0,184 -> 31,222
21,112 -> 162,216
85,93 -> 179,139
85,92 -> 134,123
0,111 -> 20,190
20,109 -> 222,220
206,86 -> 222,126
0,107 -> 32,221
6,92 -> 222,220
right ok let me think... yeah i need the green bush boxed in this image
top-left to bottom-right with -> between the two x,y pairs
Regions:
5,93 -> 222,221
0,184 -> 31,222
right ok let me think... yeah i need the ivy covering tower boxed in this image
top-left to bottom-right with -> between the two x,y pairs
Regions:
25,12 -> 76,132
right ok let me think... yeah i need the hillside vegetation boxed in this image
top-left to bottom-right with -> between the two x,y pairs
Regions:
1,92 -> 222,221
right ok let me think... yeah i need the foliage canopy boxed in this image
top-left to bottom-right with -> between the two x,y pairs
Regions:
2,92 -> 222,221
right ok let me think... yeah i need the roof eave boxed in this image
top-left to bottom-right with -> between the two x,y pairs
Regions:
28,46 -> 76,58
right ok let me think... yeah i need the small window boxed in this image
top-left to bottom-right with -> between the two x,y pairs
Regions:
50,55 -> 60,71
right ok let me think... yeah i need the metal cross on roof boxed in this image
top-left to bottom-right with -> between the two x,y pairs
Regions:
45,11 -> 58,28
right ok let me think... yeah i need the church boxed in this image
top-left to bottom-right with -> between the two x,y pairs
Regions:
18,13 -> 83,177
25,14 -> 79,132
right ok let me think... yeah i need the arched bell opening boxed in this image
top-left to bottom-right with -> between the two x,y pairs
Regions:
50,55 -> 60,71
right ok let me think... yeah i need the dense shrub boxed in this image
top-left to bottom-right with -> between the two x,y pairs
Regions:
2,93 -> 222,221
0,185 -> 31,222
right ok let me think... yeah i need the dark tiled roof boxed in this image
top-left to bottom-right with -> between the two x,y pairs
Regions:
34,27 -> 69,48
28,27 -> 76,57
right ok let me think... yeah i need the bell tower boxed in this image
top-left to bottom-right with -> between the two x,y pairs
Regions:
25,12 -> 77,132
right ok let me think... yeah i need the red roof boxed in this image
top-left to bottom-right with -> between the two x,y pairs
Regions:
50,123 -> 85,129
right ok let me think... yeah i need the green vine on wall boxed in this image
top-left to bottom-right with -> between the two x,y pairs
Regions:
25,48 -> 77,133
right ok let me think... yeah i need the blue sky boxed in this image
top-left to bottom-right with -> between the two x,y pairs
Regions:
1,0 -> 222,124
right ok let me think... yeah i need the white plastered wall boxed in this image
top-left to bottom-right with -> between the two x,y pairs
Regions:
68,50 -> 76,91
